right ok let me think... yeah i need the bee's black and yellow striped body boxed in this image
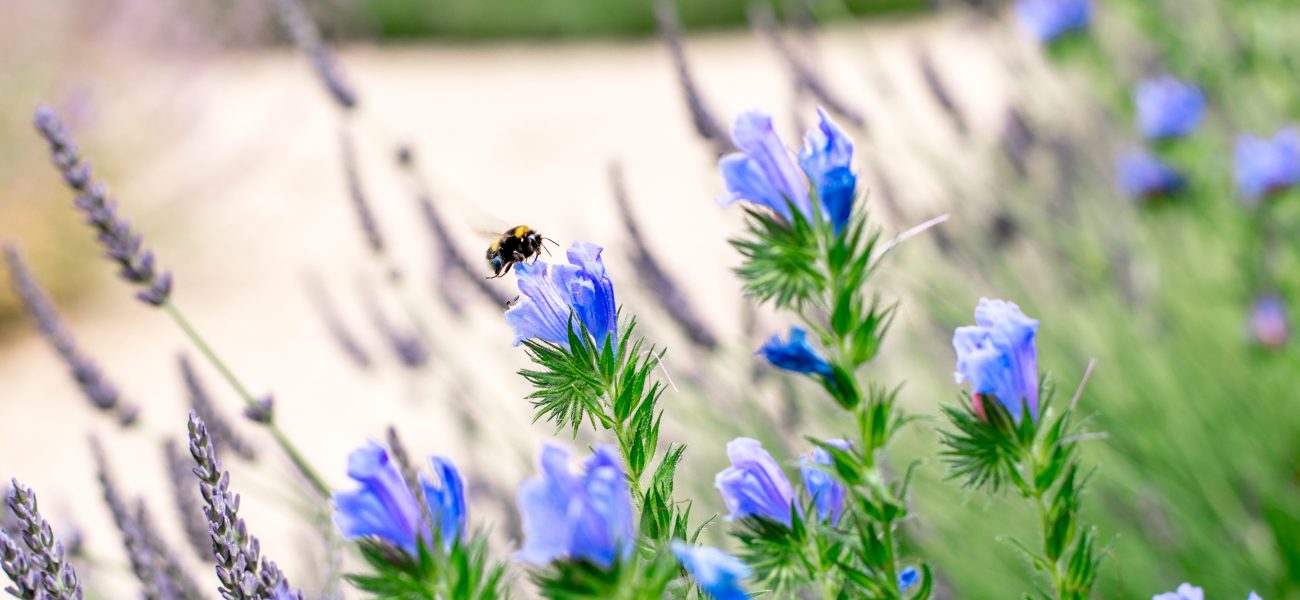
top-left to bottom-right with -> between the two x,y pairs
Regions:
485,225 -> 549,278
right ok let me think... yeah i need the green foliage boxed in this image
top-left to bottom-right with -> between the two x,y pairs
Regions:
345,532 -> 508,600
338,0 -> 925,40
531,549 -> 679,600
731,207 -> 827,311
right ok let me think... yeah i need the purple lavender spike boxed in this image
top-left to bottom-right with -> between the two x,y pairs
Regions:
180,355 -> 257,461
272,0 -> 358,110
4,244 -> 139,426
3,481 -> 82,599
304,274 -> 373,369
608,162 -> 718,350
653,0 -> 731,156
917,49 -> 967,136
339,127 -> 387,258
747,4 -> 867,130
33,107 -> 172,306
91,439 -> 165,599
188,412 -> 301,599
165,440 -> 213,563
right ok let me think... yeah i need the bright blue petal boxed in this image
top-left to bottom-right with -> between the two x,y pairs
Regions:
1015,0 -> 1091,42
953,299 -> 1040,421
1153,583 -> 1204,600
715,437 -> 795,525
422,456 -> 468,547
1117,150 -> 1184,197
799,108 -> 856,234
516,444 -> 634,568
729,111 -> 813,220
800,439 -> 849,525
898,566 -> 920,592
719,153 -> 793,221
332,441 -> 423,554
671,541 -> 752,600
757,326 -> 832,377
505,243 -> 619,348
1235,128 -> 1300,200
1135,76 -> 1206,140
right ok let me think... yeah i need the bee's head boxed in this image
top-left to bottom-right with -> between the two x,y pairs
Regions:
525,231 -> 543,246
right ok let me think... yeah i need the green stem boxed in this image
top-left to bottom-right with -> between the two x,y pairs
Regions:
1026,447 -> 1068,600
612,417 -> 643,506
163,301 -> 331,499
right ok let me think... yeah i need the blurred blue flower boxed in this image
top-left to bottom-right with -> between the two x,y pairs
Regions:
898,566 -> 920,592
1015,0 -> 1091,42
1248,593 -> 1262,600
757,326 -> 832,377
670,541 -> 752,600
800,439 -> 849,525
423,457 -> 467,545
1135,76 -> 1206,139
1153,583 -> 1204,600
516,444 -> 634,568
952,299 -> 1040,422
1249,294 -> 1288,348
799,108 -> 857,234
1235,128 -> 1300,201
716,437 -> 796,526
719,109 -> 858,233
505,242 -> 617,348
1117,150 -> 1184,198
334,441 -> 467,554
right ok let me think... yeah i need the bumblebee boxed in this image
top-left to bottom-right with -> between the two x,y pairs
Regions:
485,226 -> 553,278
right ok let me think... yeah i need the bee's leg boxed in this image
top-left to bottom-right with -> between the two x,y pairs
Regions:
501,261 -> 515,276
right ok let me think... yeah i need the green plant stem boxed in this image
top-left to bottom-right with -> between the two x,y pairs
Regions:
1025,446 -> 1069,600
611,417 -> 644,506
162,301 -> 331,499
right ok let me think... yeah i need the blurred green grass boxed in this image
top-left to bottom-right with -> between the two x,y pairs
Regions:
339,0 -> 924,39
884,1 -> 1300,597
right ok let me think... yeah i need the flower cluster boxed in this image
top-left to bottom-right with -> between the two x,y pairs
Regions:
1234,128 -> 1300,201
505,242 -> 618,348
332,441 -> 466,554
516,444 -> 634,568
1015,0 -> 1091,43
952,298 -> 1041,422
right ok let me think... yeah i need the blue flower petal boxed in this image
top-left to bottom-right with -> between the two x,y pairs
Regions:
953,299 -> 1040,421
757,326 -> 833,377
799,108 -> 857,234
332,441 -> 424,554
719,153 -> 793,222
898,566 -> 920,592
1015,0 -> 1091,42
422,456 -> 468,547
732,111 -> 813,220
1135,76 -> 1206,140
1117,150 -> 1184,198
716,437 -> 796,525
671,541 -> 752,600
516,444 -> 634,568
800,439 -> 849,524
1235,128 -> 1300,201
505,243 -> 619,348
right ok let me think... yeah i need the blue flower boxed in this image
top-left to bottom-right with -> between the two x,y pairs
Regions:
952,298 -> 1040,422
1235,128 -> 1300,201
505,242 -> 617,348
757,326 -> 832,377
333,441 -> 468,554
800,439 -> 849,525
719,109 -> 857,233
721,111 -> 813,223
1153,583 -> 1204,600
1117,150 -> 1184,198
1135,76 -> 1206,140
1249,294 -> 1288,348
516,444 -> 635,568
898,566 -> 920,592
716,437 -> 796,526
671,541 -> 752,600
799,108 -> 857,234
423,457 -> 467,544
1015,0 -> 1091,42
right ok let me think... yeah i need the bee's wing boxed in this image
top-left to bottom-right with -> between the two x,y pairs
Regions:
474,228 -> 508,240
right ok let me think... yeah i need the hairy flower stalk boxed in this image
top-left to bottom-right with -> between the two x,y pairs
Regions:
32,105 -> 329,500
1,481 -> 82,600
188,412 -> 302,600
943,301 -> 1103,599
719,108 -> 929,597
3,244 -> 138,426
32,107 -> 172,306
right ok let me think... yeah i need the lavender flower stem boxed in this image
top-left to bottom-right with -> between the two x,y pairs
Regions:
161,301 -> 330,499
